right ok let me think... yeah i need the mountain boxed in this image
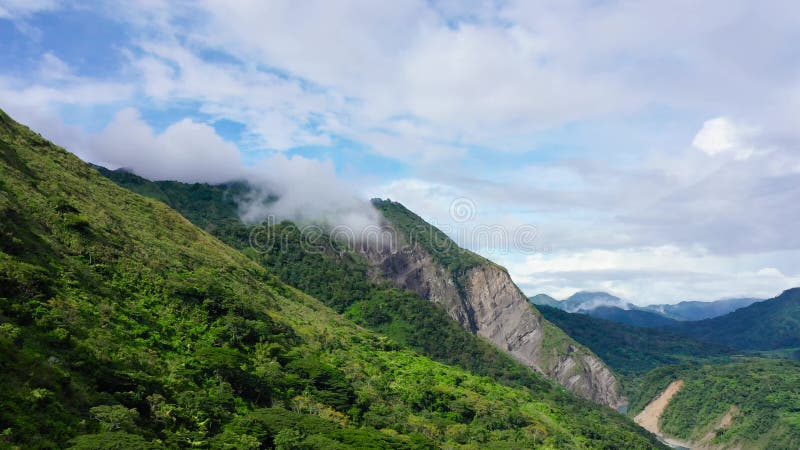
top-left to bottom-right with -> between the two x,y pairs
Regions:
642,297 -> 762,321
529,293 -> 562,308
538,297 -> 800,448
0,109 -> 665,447
587,306 -> 679,328
533,292 -> 678,328
536,306 -> 732,379
370,200 -> 626,408
664,288 -> 800,350
629,359 -> 800,449
99,167 -> 626,409
561,291 -> 632,312
532,292 -> 761,328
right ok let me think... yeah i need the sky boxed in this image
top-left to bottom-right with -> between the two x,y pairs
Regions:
2,0 -> 800,304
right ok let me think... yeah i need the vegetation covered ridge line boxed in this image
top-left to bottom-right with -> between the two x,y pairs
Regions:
0,108 -> 664,448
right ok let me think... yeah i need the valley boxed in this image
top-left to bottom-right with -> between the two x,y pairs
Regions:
537,299 -> 800,448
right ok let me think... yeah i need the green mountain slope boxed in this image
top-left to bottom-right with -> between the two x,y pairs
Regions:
537,306 -> 732,379
89,165 -> 252,230
101,168 -> 627,409
370,199 -> 493,282
629,359 -> 800,449
98,167 -> 568,395
0,109 -> 663,448
664,288 -> 800,350
370,200 -> 625,408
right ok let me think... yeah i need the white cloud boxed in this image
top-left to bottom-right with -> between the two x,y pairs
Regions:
399,24 -> 627,135
0,71 -> 134,160
3,1 -> 800,303
757,267 -> 784,277
0,0 -> 57,19
85,108 -> 380,231
89,108 -> 243,183
692,117 -> 758,159
0,76 -> 133,109
502,246 -> 800,304
241,154 -> 381,232
130,41 -> 342,151
38,52 -> 73,81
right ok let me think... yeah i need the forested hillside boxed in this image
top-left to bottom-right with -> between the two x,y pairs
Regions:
537,306 -> 732,379
98,168 -> 579,396
98,155 -> 800,450
0,109 -> 663,448
664,288 -> 800,350
629,359 -> 800,449
101,168 -> 626,409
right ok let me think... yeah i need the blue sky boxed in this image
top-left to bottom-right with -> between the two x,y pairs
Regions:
2,0 -> 800,303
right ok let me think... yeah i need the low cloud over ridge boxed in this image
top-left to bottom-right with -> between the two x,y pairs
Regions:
87,108 -> 380,232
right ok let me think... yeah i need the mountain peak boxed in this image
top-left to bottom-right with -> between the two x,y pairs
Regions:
563,291 -> 630,312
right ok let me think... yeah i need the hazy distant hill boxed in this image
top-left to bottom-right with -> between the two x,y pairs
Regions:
588,306 -> 679,328
528,293 -> 562,308
642,297 -> 762,321
664,288 -> 800,350
560,291 -> 632,312
530,292 -> 678,328
531,291 -> 765,328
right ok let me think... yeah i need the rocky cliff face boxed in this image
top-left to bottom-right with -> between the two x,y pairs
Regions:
362,228 -> 625,409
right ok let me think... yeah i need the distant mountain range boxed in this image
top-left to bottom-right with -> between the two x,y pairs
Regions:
643,297 -> 762,321
536,288 -> 800,449
531,288 -> 800,352
535,305 -> 732,378
529,291 -> 764,326
663,288 -> 800,350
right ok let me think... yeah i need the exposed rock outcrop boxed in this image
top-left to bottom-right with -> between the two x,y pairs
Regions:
361,224 -> 625,408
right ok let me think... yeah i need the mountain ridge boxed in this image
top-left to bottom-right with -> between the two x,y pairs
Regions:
97,165 -> 627,408
663,288 -> 800,350
367,199 -> 626,408
643,297 -> 762,321
530,291 -> 767,326
0,108 -> 664,448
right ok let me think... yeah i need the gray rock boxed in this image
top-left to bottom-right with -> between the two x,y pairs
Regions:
360,228 -> 625,409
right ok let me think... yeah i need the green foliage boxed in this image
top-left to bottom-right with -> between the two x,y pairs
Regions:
537,306 -> 733,380
371,198 -> 491,280
92,165 -> 254,232
0,109 -> 663,448
68,432 -> 155,449
98,165 -> 583,396
665,288 -> 800,350
630,359 -> 800,448
90,405 -> 139,432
